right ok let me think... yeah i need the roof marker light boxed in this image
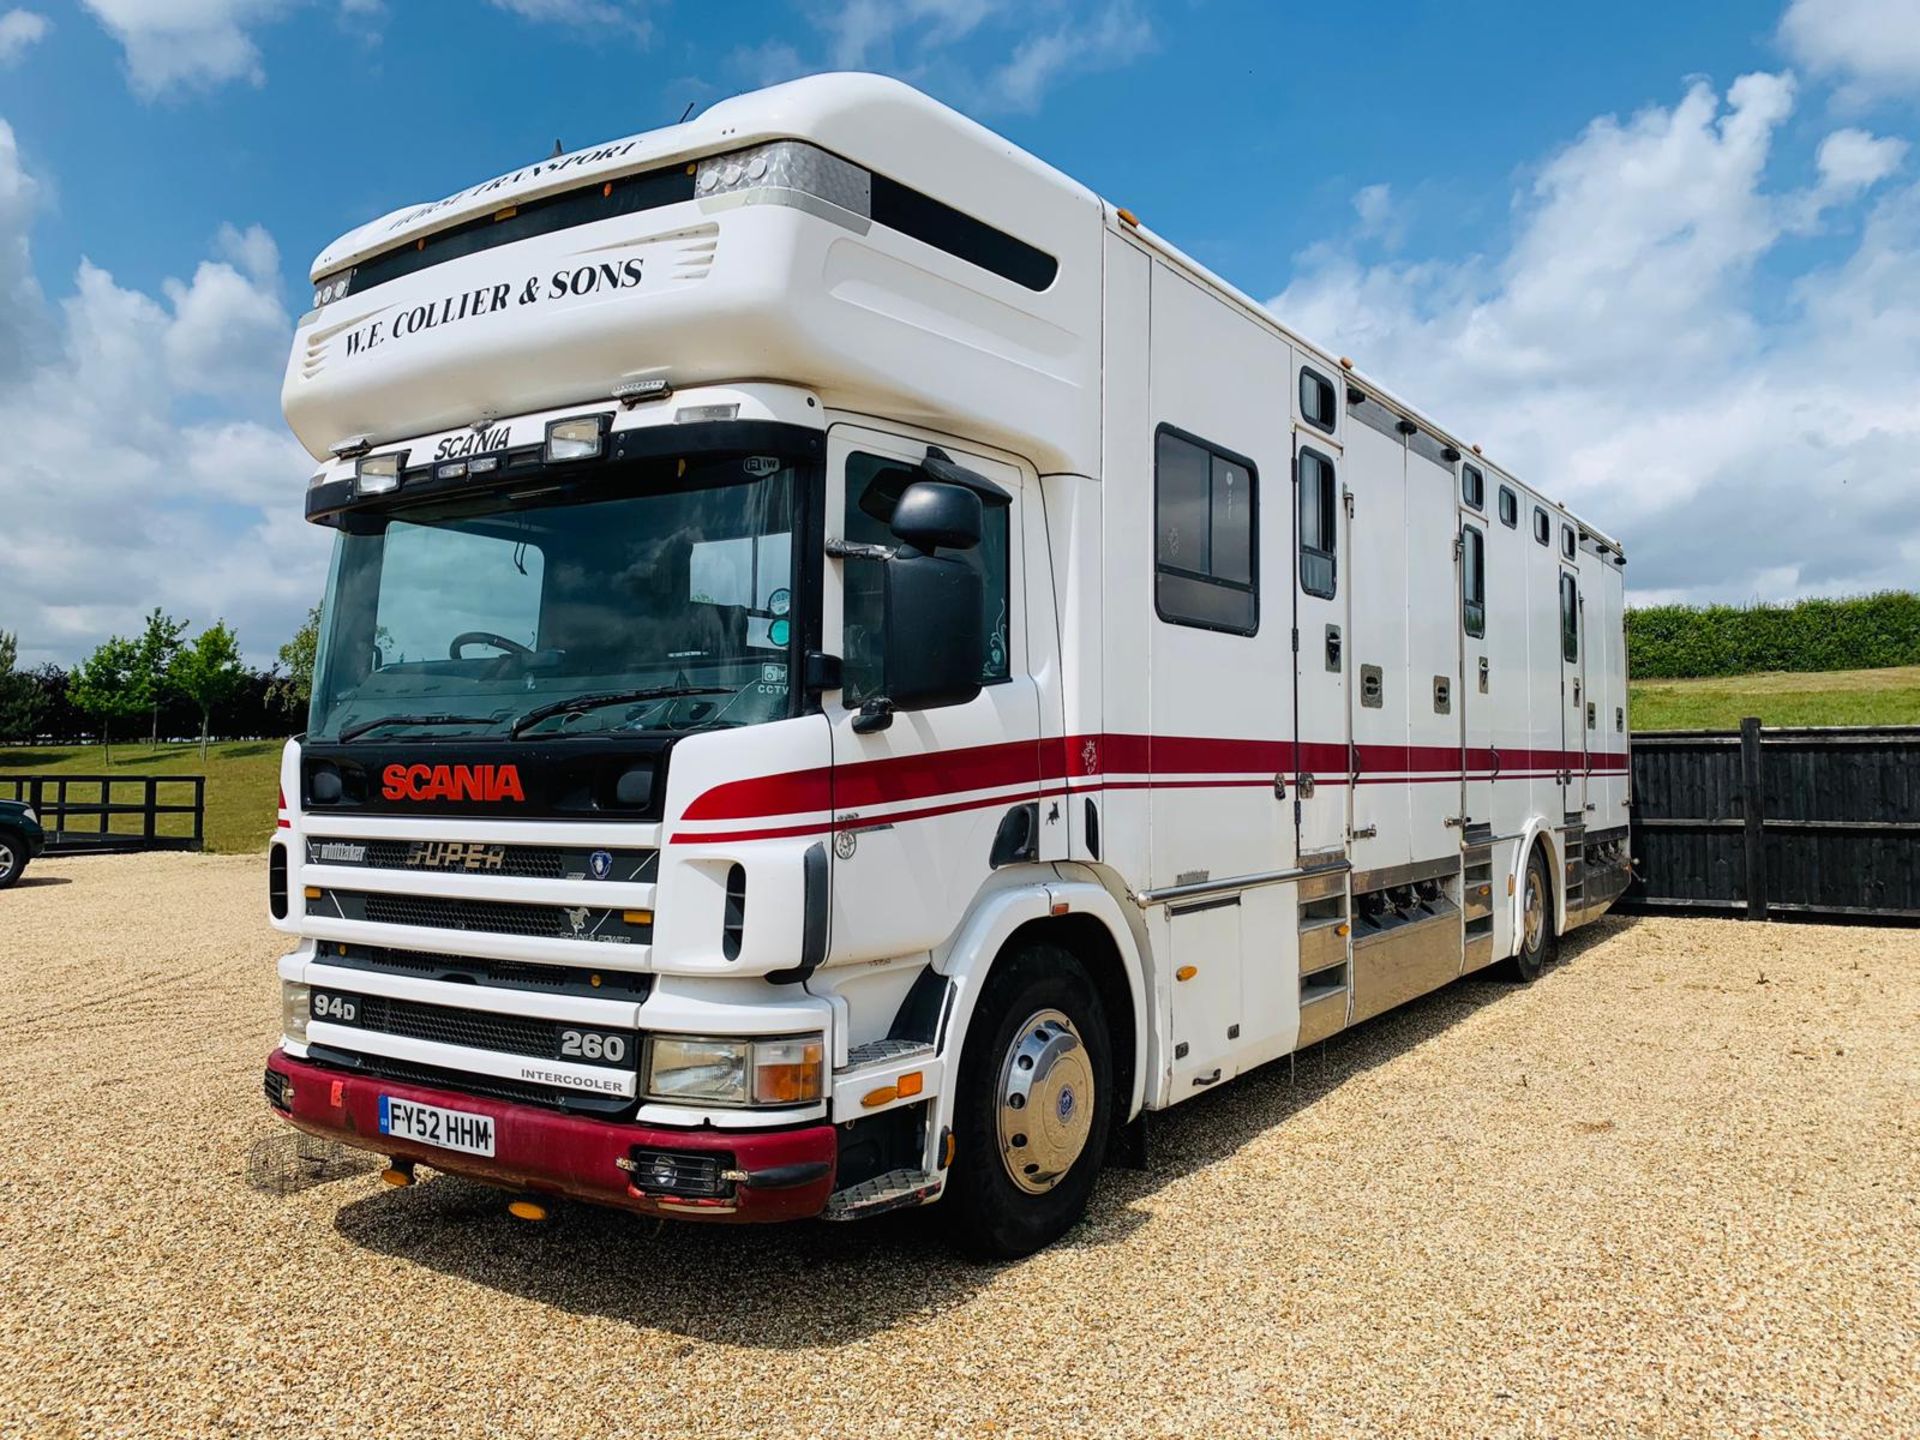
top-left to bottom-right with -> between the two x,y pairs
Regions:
1116,207 -> 1139,226
613,376 -> 672,407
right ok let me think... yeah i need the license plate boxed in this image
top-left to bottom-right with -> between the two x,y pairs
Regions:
378,1095 -> 495,1156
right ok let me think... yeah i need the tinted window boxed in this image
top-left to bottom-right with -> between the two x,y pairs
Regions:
1461,524 -> 1485,638
1498,486 -> 1518,528
1299,367 -> 1337,433
1563,523 -> 1577,559
1298,447 -> 1337,600
1533,507 -> 1550,546
1462,464 -> 1485,511
1560,572 -> 1579,663
1155,427 -> 1257,634
842,451 -> 1010,706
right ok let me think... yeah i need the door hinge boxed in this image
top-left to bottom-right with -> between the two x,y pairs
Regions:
1290,626 -> 1299,653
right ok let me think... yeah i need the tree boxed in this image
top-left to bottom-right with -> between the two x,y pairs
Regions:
0,630 -> 43,741
268,603 -> 323,718
173,621 -> 248,760
135,608 -> 188,749
69,636 -> 149,764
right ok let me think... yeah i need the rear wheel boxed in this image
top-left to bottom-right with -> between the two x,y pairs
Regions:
946,942 -> 1112,1259
1505,843 -> 1556,982
0,834 -> 24,890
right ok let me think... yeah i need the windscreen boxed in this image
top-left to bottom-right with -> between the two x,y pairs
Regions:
308,455 -> 802,743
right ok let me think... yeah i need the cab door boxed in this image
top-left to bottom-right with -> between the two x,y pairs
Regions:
823,422 -> 1040,965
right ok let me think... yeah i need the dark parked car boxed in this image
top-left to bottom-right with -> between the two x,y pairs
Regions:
0,798 -> 46,889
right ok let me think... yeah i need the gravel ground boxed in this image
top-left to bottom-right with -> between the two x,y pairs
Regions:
2,853 -> 1916,1439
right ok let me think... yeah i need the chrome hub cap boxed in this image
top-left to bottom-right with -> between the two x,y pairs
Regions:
996,1008 -> 1093,1195
0,843 -> 14,882
1523,867 -> 1545,953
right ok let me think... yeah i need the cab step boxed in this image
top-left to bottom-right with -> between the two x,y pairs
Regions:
822,1167 -> 942,1220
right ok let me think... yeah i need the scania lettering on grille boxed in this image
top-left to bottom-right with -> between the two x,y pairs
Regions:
381,763 -> 524,803
405,841 -> 508,872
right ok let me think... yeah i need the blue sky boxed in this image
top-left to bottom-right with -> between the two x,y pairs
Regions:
2,0 -> 1918,665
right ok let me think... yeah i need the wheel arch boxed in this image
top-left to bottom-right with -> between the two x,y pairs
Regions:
928,876 -> 1149,1146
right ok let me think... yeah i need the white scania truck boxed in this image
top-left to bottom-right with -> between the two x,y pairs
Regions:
265,73 -> 1630,1257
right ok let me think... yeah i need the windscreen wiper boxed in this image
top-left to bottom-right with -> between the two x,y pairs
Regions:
336,712 -> 500,743
508,686 -> 734,739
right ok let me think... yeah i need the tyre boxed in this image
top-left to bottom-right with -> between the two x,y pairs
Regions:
0,832 -> 24,890
1504,842 -> 1556,982
945,942 -> 1112,1260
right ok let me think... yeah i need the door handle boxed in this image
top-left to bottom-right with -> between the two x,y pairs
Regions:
1191,1068 -> 1223,1088
1272,772 -> 1287,800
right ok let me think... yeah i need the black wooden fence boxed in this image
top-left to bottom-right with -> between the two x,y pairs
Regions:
1622,720 -> 1920,922
0,775 -> 206,855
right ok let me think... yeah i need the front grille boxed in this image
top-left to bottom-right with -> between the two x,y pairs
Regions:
312,888 -> 651,944
318,943 -> 651,999
349,992 -> 586,1061
305,1045 -> 632,1116
306,837 -> 657,883
626,1148 -> 732,1200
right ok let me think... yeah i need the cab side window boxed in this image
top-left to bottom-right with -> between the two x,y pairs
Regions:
842,451 -> 1011,707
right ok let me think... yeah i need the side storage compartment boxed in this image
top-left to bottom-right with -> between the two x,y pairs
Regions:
1350,858 -> 1463,1023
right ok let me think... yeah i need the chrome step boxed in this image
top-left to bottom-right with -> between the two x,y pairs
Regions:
822,1167 -> 942,1220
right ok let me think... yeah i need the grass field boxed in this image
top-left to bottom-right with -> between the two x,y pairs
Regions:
2,666 -> 1913,853
0,739 -> 284,854
1629,664 -> 1920,731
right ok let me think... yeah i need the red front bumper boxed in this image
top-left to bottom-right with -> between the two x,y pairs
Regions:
266,1049 -> 836,1222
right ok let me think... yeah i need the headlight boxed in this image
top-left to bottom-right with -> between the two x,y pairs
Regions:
19,807 -> 34,825
645,1033 -> 825,1107
281,982 -> 311,1044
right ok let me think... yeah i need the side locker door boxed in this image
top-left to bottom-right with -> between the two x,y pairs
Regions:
1558,543 -> 1587,818
1458,471 -> 1491,834
823,422 -> 1040,966
1580,544 -> 1608,824
1403,431 -> 1462,866
1291,360 -> 1346,862
1343,394 -> 1411,877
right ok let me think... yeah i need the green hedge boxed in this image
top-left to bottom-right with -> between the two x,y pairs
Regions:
1627,592 -> 1920,679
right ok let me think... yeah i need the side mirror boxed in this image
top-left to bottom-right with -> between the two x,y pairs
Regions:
867,550 -> 983,724
889,480 -> 981,553
851,481 -> 987,732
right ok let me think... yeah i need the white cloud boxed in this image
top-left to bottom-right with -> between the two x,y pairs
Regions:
0,8 -> 48,64
1780,0 -> 1920,94
78,0 -> 289,98
771,0 -> 1147,113
484,0 -> 652,39
0,124 -> 325,666
1270,71 -> 1920,605
984,2 -> 1151,113
1815,127 -> 1907,195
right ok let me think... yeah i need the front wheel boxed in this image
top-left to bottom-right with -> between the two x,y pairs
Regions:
0,834 -> 25,890
945,943 -> 1112,1259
